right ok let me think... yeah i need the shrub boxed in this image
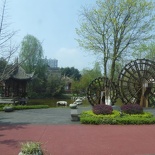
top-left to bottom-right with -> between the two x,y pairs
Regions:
19,141 -> 43,155
80,110 -> 119,125
14,105 -> 49,110
80,110 -> 155,125
121,104 -> 143,114
92,104 -> 113,115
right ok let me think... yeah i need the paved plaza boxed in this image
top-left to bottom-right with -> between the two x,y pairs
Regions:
1,106 -> 155,155
0,106 -> 92,125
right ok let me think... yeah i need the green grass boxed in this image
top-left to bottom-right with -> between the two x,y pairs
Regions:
80,110 -> 155,125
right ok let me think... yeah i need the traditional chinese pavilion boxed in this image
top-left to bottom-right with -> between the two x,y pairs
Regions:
1,64 -> 34,98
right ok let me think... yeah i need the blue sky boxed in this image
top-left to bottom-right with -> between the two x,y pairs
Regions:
8,0 -> 97,71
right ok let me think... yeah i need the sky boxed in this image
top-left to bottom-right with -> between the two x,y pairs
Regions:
7,0 -> 97,71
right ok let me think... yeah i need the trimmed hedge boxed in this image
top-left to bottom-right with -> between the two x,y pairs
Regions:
0,105 -> 49,111
80,110 -> 155,125
14,105 -> 49,110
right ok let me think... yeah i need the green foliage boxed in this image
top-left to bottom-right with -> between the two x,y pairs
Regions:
80,110 -> 120,124
14,105 -> 49,110
76,0 -> 155,80
61,67 -> 81,80
46,74 -> 65,97
20,141 -> 43,154
113,117 -> 155,125
19,35 -> 70,99
132,42 -> 155,60
122,112 -> 153,118
0,57 -> 7,73
19,34 -> 49,98
71,80 -> 82,96
71,62 -> 102,95
80,110 -> 155,125
19,34 -> 44,73
0,104 -> 49,111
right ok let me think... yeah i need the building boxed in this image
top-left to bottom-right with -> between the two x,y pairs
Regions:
47,58 -> 58,68
0,64 -> 34,98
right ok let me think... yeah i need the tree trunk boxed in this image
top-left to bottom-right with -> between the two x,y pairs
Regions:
110,58 -> 116,81
103,56 -> 108,78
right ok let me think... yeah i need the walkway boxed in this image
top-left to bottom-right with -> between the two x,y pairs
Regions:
0,106 -> 155,155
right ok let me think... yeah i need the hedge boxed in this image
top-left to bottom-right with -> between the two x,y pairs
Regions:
80,110 -> 155,125
0,105 -> 49,111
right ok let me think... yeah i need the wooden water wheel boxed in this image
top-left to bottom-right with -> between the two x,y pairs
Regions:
118,59 -> 155,107
87,77 -> 118,106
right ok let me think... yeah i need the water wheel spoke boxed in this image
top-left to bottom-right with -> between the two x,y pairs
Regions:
118,59 -> 155,107
87,77 -> 118,106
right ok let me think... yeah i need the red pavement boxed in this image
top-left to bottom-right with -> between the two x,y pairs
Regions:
0,124 -> 155,155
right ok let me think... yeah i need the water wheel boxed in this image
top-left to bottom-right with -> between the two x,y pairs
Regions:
118,59 -> 155,107
87,77 -> 118,106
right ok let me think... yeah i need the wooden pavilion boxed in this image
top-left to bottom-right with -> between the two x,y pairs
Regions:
0,64 -> 34,99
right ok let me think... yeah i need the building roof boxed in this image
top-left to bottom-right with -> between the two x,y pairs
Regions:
12,66 -> 34,80
4,65 -> 34,81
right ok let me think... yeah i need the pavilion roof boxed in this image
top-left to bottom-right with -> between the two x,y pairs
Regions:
12,66 -> 34,80
4,64 -> 34,81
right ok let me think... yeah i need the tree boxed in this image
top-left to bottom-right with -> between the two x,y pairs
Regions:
19,34 -> 44,73
0,0 -> 18,81
60,67 -> 81,80
71,62 -> 102,95
132,42 -> 155,60
76,0 -> 155,81
0,57 -> 7,73
19,34 -> 48,97
46,74 -> 65,97
80,62 -> 102,92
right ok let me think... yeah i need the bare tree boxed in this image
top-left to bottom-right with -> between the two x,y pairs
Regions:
0,0 -> 18,81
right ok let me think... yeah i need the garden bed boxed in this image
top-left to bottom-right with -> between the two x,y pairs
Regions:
80,110 -> 155,125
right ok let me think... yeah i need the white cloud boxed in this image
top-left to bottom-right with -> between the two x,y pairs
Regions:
53,47 -> 97,71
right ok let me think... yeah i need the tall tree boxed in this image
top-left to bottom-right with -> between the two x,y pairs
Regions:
0,0 -> 18,81
132,42 -> 155,60
76,0 -> 155,81
19,34 -> 44,73
19,34 -> 47,97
